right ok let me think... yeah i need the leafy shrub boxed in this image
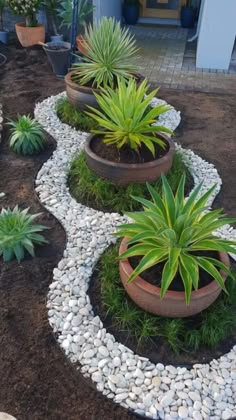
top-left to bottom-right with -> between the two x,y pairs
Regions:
8,115 -> 46,156
87,78 -> 172,156
56,98 -> 97,132
116,174 -> 236,304
0,206 -> 48,262
72,17 -> 138,88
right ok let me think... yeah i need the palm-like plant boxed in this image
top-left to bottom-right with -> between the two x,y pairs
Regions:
72,17 -> 139,88
8,115 -> 46,155
86,78 -> 173,156
0,206 -> 48,262
116,175 -> 236,304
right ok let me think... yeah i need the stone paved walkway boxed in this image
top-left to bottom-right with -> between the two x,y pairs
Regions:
129,25 -> 236,93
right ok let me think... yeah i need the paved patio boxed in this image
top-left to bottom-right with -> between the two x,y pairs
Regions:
129,25 -> 236,93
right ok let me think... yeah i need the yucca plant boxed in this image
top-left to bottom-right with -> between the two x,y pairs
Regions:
0,206 -> 48,262
72,17 -> 139,88
86,78 -> 172,156
8,115 -> 46,155
116,175 -> 236,304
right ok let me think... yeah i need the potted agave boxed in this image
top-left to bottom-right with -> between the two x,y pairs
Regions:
0,0 -> 9,44
65,17 -> 140,111
8,0 -> 45,47
85,77 -> 174,185
116,175 -> 236,318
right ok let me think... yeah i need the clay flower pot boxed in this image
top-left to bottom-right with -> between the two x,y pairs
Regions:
15,22 -> 45,47
84,133 -> 175,185
119,238 -> 230,318
65,71 -> 144,112
76,35 -> 90,55
65,71 -> 99,111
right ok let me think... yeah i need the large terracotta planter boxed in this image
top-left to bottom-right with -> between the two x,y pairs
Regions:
15,23 -> 45,47
65,71 -> 144,112
119,238 -> 230,318
65,71 -> 99,111
84,133 -> 175,185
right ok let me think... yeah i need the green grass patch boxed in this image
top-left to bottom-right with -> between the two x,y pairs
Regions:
68,151 -> 193,213
56,97 -> 98,132
99,243 -> 236,354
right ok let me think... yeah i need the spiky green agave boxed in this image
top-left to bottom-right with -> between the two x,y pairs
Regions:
8,115 -> 45,155
116,175 -> 236,304
86,77 -> 173,156
0,206 -> 48,262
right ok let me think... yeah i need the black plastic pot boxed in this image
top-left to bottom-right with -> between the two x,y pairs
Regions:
180,6 -> 195,28
43,41 -> 71,78
123,4 -> 139,25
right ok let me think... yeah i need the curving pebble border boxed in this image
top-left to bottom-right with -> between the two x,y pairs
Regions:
35,92 -> 236,420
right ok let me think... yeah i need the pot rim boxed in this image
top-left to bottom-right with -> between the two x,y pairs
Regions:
119,237 -> 230,300
85,133 -> 175,170
43,41 -> 71,52
15,22 -> 44,29
64,70 -> 144,95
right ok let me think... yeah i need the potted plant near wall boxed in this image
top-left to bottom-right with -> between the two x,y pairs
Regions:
43,0 -> 63,42
123,0 -> 140,25
57,0 -> 94,53
117,175 -> 236,318
84,77 -> 174,185
65,17 -> 140,110
0,0 -> 9,44
8,0 -> 45,47
180,0 -> 195,28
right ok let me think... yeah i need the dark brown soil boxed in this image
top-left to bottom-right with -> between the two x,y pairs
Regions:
91,134 -> 168,164
0,42 -> 139,420
129,251 -> 219,291
89,256 -> 236,367
0,41 -> 236,419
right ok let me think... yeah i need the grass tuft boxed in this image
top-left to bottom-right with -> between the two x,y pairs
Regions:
98,242 -> 236,353
56,98 -> 98,132
68,151 -> 193,213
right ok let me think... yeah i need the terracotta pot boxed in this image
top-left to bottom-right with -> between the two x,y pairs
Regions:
119,238 -> 230,318
76,35 -> 89,55
65,71 -> 144,112
15,22 -> 45,47
65,71 -> 99,111
84,133 -> 175,185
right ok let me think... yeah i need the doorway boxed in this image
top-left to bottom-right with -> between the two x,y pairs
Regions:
140,0 -> 187,20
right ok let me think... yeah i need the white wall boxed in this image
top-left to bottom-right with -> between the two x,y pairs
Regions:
93,0 -> 122,23
196,0 -> 236,70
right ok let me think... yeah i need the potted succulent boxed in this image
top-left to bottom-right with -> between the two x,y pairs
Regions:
8,0 -> 45,47
180,0 -> 195,28
116,175 -> 236,318
0,0 -> 9,44
123,0 -> 140,25
84,77 -> 174,185
43,0 -> 63,42
65,17 -> 140,111
57,0 -> 94,51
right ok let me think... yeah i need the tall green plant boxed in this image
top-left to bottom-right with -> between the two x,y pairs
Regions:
72,17 -> 139,88
57,0 -> 94,31
43,0 -> 60,35
116,175 -> 236,304
86,78 -> 172,156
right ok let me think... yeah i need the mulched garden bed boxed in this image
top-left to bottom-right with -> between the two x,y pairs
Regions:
0,41 -> 236,420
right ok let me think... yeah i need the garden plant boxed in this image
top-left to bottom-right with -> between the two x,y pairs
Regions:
8,115 -> 46,155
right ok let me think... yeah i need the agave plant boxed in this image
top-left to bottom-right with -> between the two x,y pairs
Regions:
57,0 -> 94,31
72,17 -> 139,88
8,115 -> 45,155
116,175 -> 236,304
0,206 -> 48,262
86,78 -> 172,156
